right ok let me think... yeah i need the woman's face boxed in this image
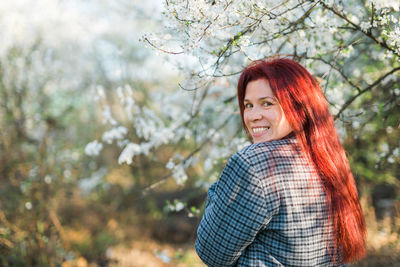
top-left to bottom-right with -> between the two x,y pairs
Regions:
244,79 -> 293,143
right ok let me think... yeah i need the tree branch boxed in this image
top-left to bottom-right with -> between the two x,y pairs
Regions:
320,1 -> 399,57
143,37 -> 184,55
334,66 -> 400,119
305,56 -> 363,93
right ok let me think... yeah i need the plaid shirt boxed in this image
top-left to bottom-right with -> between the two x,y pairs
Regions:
195,135 -> 345,266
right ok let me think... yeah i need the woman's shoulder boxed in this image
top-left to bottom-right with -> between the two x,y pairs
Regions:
237,133 -> 300,161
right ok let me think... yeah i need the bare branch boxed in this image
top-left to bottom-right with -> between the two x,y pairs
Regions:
305,56 -> 363,93
334,66 -> 400,119
143,37 -> 184,55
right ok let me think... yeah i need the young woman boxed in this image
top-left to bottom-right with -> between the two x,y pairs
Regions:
195,57 -> 366,266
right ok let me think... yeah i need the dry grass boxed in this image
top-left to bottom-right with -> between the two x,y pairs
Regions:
107,240 -> 203,267
352,197 -> 400,267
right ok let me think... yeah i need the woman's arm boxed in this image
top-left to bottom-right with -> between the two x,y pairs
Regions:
205,180 -> 218,209
195,152 -> 279,266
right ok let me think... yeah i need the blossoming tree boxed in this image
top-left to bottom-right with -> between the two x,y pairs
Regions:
91,0 -> 399,198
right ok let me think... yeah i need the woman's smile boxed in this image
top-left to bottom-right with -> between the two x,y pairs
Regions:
251,126 -> 270,135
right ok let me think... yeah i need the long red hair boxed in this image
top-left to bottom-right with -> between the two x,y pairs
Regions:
237,57 -> 366,263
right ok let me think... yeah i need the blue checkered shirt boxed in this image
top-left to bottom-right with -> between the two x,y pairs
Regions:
195,135 -> 345,266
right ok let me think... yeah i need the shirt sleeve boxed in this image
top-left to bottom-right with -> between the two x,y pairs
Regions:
195,152 -> 280,266
205,180 -> 218,209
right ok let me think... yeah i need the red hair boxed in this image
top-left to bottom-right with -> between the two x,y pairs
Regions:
237,57 -> 366,263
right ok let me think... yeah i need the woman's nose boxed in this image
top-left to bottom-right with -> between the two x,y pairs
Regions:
249,108 -> 262,121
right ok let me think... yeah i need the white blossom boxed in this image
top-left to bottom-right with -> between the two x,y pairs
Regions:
175,202 -> 185,211
96,85 -> 106,100
165,199 -> 186,212
352,121 -> 361,129
44,175 -> 52,184
379,142 -> 390,158
387,156 -> 395,163
360,21 -> 372,32
371,0 -> 400,12
166,160 -> 175,170
25,202 -> 32,210
78,168 -> 108,194
102,105 -> 117,126
85,140 -> 103,156
102,126 -> 128,144
118,143 -> 141,165
386,26 -> 400,51
172,164 -> 188,185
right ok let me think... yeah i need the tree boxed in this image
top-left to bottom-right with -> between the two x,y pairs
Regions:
97,0 -> 399,199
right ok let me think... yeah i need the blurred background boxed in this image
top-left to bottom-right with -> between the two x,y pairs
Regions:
0,0 -> 399,266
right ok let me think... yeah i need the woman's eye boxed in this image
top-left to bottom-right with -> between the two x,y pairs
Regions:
263,101 -> 272,107
244,103 -> 252,108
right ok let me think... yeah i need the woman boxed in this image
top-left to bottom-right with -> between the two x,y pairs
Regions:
195,57 -> 366,266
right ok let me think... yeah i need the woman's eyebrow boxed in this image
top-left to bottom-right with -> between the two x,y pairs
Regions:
259,96 -> 275,101
244,96 -> 275,102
